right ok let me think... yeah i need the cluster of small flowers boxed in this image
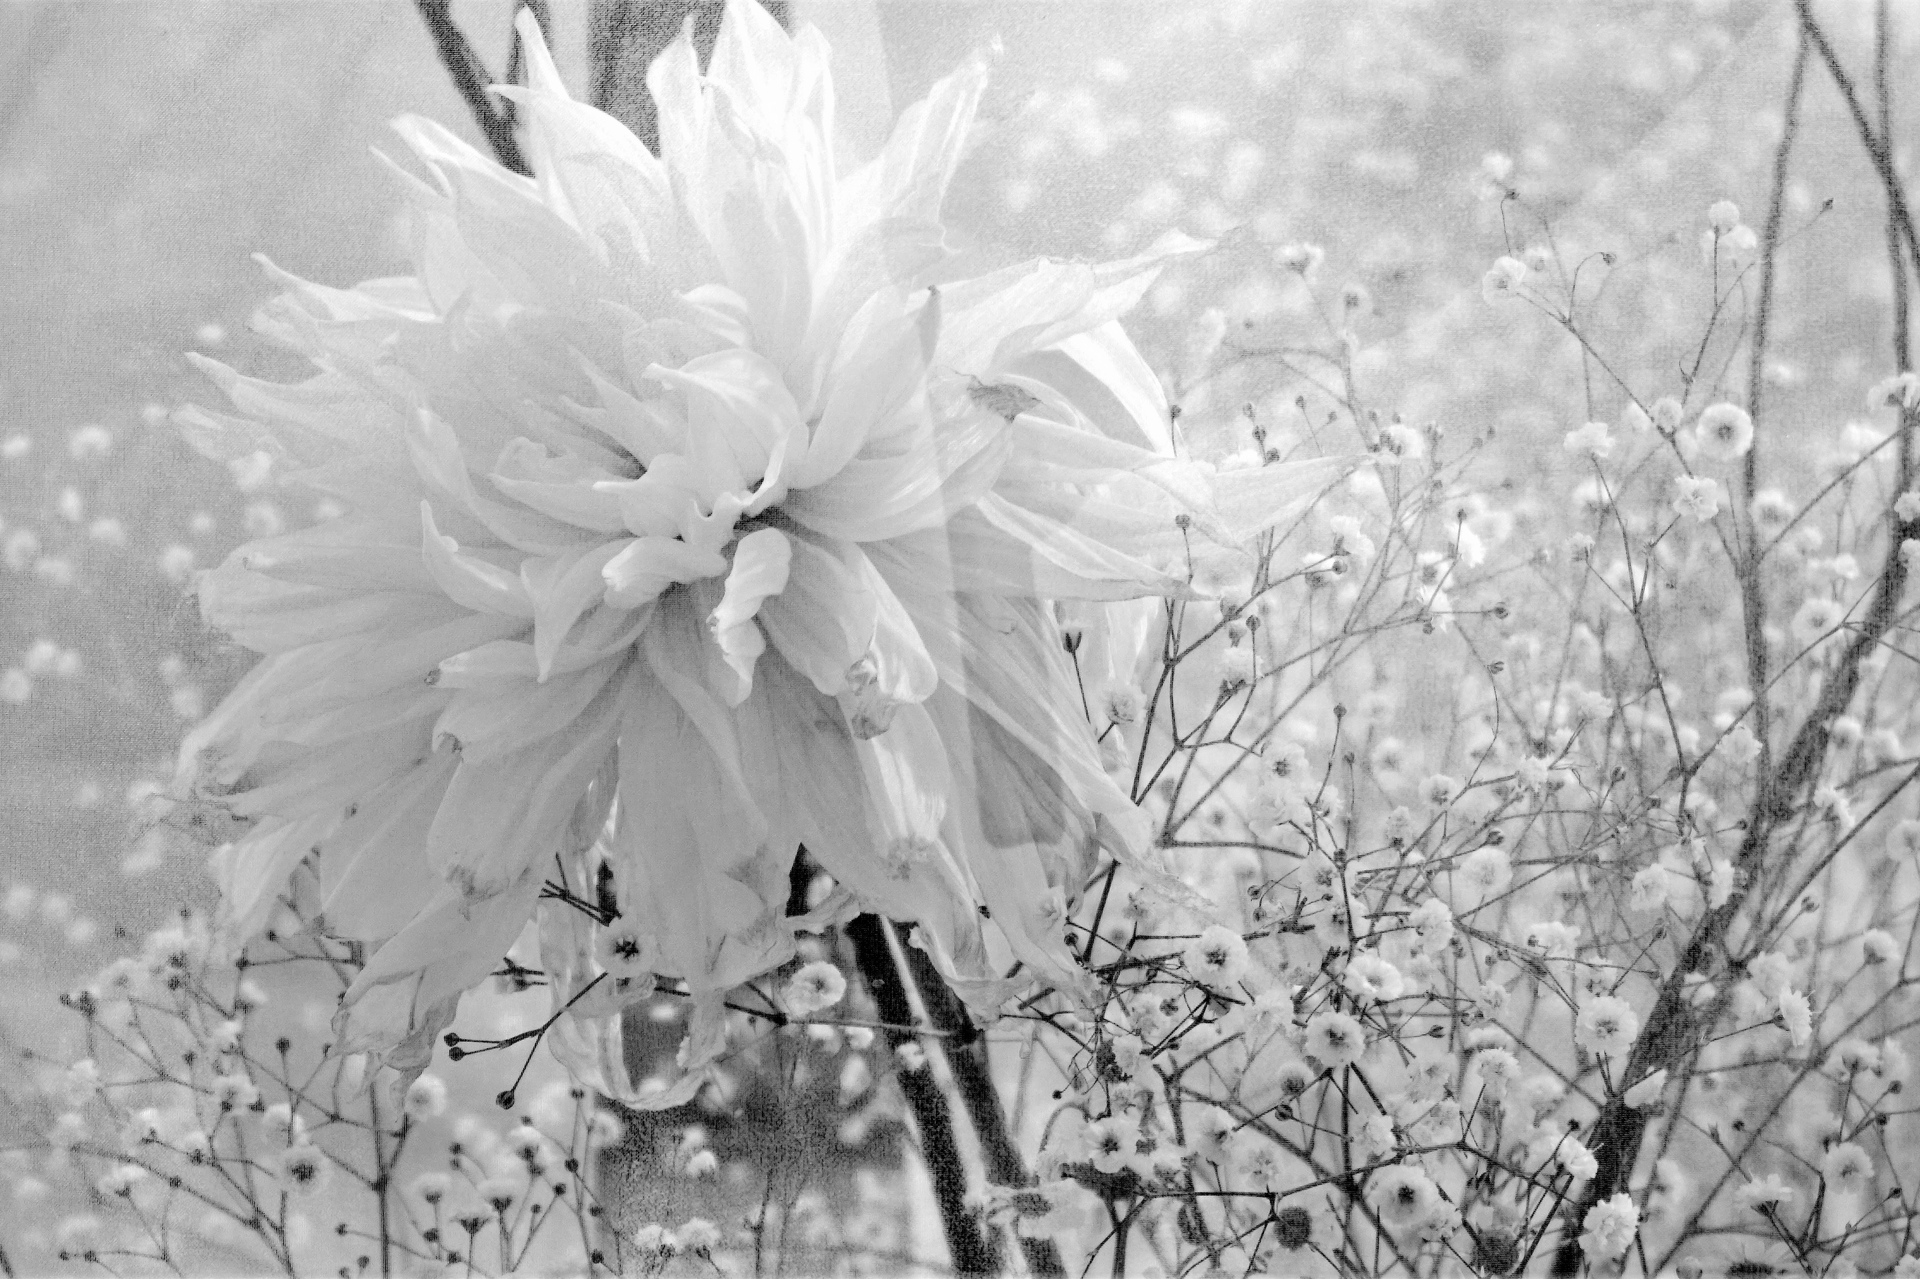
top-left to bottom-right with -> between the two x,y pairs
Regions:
1,903 -> 676,1276
1005,192 -> 1920,1276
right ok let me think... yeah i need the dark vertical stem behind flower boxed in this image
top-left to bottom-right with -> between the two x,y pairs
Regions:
901,943 -> 1067,1278
587,0 -> 790,145
412,0 -> 533,176
844,914 -> 1002,1276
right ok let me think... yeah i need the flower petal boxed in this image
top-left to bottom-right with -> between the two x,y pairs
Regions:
601,535 -> 728,608
420,501 -> 535,616
521,540 -> 632,677
707,526 -> 791,706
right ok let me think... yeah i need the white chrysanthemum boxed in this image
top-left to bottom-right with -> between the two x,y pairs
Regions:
171,1 -> 1342,1099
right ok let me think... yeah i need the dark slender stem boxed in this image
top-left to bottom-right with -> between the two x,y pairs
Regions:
902,944 -> 1066,1278
1876,0 -> 1916,483
845,915 -> 1001,1276
1737,27 -> 1809,784
413,0 -> 531,176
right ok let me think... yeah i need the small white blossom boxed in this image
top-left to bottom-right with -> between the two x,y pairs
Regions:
1672,474 -> 1721,522
1367,1164 -> 1439,1231
1575,995 -> 1640,1059
1776,987 -> 1813,1047
1563,420 -> 1614,459
275,1144 -> 330,1197
1790,596 -> 1846,649
1184,924 -> 1250,987
1303,1010 -> 1366,1068
784,960 -> 848,1015
1341,952 -> 1404,1004
1693,403 -> 1754,460
1737,1173 -> 1795,1211
404,1074 -> 448,1120
1481,256 -> 1527,304
1458,844 -> 1512,897
1579,1192 -> 1638,1263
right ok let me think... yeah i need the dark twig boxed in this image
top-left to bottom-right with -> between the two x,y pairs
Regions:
902,943 -> 1067,1278
413,0 -> 531,176
1735,26 -> 1809,783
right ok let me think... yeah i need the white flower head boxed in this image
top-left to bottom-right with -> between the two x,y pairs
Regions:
1776,987 -> 1813,1047
1629,863 -> 1674,913
404,1073 -> 448,1120
170,0 -> 1346,1099
1574,994 -> 1639,1059
1791,596 -> 1846,649
1554,1135 -> 1599,1181
1341,952 -> 1404,1004
1563,420 -> 1614,459
1481,256 -> 1528,304
1751,487 -> 1795,530
1183,924 -> 1250,988
783,960 -> 848,1015
1692,403 -> 1754,460
275,1144 -> 330,1197
1820,1136 -> 1866,1190
1303,1009 -> 1366,1068
1736,1173 -> 1795,1211
595,918 -> 659,980
1672,474 -> 1722,522
1579,1192 -> 1638,1263
1367,1164 -> 1439,1231
1457,844 -> 1512,898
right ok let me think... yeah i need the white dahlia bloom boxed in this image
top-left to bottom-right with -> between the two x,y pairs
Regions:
172,3 -> 1339,1104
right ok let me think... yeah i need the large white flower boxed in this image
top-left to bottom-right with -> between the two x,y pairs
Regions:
173,2 -> 1339,1103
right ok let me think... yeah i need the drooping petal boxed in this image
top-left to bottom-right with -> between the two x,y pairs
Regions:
706,527 -> 791,705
